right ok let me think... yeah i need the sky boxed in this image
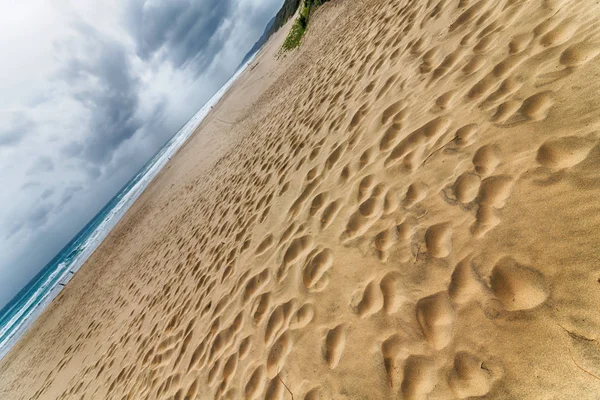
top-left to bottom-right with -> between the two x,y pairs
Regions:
0,0 -> 284,308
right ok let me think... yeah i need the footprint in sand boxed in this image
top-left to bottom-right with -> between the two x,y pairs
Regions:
264,306 -> 286,346
471,205 -> 501,238
221,353 -> 238,385
342,186 -> 385,241
539,18 -> 579,48
208,358 -> 223,385
560,41 -> 600,67
289,303 -> 315,330
380,272 -> 404,314
472,145 -> 499,176
309,192 -> 329,217
462,55 -> 487,76
490,257 -> 548,311
303,248 -> 334,291
416,291 -> 456,350
266,331 -> 293,378
477,175 -> 514,209
304,387 -> 321,400
238,336 -> 252,360
454,124 -> 478,147
265,377 -> 284,400
381,333 -> 403,387
383,188 -> 400,215
401,355 -> 437,400
264,300 -> 295,346
184,378 -> 200,398
380,122 -> 404,151
255,234 -> 274,256
536,135 -> 596,169
358,146 -> 377,170
404,182 -> 428,208
453,172 -> 481,204
187,340 -> 207,372
448,256 -> 484,305
492,99 -> 522,124
518,91 -> 554,121
320,199 -> 343,230
357,174 -> 377,202
351,279 -> 384,318
374,226 -> 400,261
252,292 -> 272,325
385,116 -> 452,168
244,365 -> 266,400
508,33 -> 533,54
323,325 -> 346,369
242,268 -> 270,304
278,235 -> 314,281
358,184 -> 386,218
380,99 -> 407,125
448,352 -> 495,399
425,223 -> 453,258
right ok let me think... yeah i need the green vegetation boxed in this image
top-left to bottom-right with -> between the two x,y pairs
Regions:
282,5 -> 309,50
281,0 -> 331,51
268,0 -> 303,37
245,0 -> 331,55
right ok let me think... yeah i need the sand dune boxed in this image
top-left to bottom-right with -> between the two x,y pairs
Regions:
2,0 -> 600,398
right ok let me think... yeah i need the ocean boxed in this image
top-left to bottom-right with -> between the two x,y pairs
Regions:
0,54 -> 257,361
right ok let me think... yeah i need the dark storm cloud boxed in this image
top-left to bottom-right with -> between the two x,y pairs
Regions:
54,0 -> 276,170
126,0 -> 234,71
58,22 -> 143,165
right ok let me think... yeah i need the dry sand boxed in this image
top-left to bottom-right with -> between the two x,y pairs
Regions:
2,0 -> 600,398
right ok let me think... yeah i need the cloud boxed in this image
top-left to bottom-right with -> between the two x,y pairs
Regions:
126,0 -> 235,70
21,181 -> 41,190
27,156 -> 55,175
0,114 -> 35,147
6,221 -> 24,239
40,188 -> 55,200
58,185 -> 83,209
26,203 -> 53,230
61,141 -> 84,157
57,22 -> 143,165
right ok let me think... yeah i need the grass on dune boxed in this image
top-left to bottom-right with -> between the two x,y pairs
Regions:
281,0 -> 329,51
282,10 -> 308,50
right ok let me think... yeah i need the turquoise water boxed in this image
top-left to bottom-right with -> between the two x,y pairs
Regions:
0,55 -> 256,360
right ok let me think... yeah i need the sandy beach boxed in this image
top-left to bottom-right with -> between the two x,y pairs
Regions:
2,0 -> 600,398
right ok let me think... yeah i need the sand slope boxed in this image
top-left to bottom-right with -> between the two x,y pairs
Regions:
3,0 -> 600,398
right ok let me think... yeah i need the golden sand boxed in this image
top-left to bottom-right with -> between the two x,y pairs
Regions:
2,0 -> 600,398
